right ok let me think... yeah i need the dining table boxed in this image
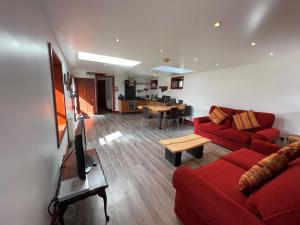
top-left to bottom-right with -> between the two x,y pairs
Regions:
138,104 -> 186,129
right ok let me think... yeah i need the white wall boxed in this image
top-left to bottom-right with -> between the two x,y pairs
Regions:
0,0 -> 72,224
150,55 -> 300,135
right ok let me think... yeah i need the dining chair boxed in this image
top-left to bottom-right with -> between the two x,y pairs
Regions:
166,108 -> 180,128
141,107 -> 158,127
181,105 -> 192,123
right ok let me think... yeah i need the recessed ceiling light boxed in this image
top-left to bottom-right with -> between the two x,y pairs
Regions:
160,49 -> 164,53
98,68 -> 102,71
194,58 -> 198,61
251,42 -> 257,46
214,22 -> 222,27
269,52 -> 274,56
215,63 -> 219,66
78,51 -> 141,67
115,38 -> 120,42
153,74 -> 157,77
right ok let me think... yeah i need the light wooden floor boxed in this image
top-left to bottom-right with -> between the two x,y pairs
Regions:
64,113 -> 230,225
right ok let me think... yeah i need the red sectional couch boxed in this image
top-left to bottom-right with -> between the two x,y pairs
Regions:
193,105 -> 280,150
173,140 -> 300,225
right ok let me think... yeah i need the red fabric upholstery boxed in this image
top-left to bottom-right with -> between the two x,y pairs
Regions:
219,128 -> 252,145
250,140 -> 281,155
253,128 -> 280,142
193,116 -> 210,133
194,106 -> 279,150
173,166 -> 264,225
245,158 -> 300,225
194,159 -> 247,205
221,148 -> 265,170
199,122 -> 229,135
198,130 -> 246,150
173,143 -> 298,225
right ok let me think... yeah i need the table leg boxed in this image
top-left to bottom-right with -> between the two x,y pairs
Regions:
98,190 -> 110,221
187,146 -> 203,158
58,205 -> 68,225
158,112 -> 164,129
165,149 -> 182,166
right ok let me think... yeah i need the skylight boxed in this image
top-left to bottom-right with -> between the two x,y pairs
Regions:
152,66 -> 194,74
78,51 -> 141,67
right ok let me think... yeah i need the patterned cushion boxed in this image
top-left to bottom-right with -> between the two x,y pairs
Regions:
238,151 -> 289,194
233,110 -> 260,130
208,107 -> 228,124
238,141 -> 300,194
278,140 -> 300,161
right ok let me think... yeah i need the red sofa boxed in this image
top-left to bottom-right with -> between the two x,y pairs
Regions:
173,140 -> 300,225
193,105 -> 280,150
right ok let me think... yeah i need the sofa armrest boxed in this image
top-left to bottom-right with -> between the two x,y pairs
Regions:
250,140 -> 281,155
173,166 -> 264,225
193,116 -> 210,133
252,128 -> 280,142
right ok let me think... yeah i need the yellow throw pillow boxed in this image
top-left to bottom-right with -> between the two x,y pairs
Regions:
238,141 -> 300,194
208,107 -> 228,124
233,110 -> 260,130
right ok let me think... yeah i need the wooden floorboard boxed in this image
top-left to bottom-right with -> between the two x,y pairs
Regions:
64,113 -> 230,225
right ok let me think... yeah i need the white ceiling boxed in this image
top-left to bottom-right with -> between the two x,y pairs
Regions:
39,0 -> 300,77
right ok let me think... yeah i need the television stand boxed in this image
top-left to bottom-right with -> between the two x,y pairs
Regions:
85,154 -> 96,173
57,149 -> 109,225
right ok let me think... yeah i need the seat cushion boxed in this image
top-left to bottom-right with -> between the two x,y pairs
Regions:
246,158 -> 300,225
199,122 -> 229,135
222,149 -> 265,170
195,159 -> 247,205
219,128 -> 252,145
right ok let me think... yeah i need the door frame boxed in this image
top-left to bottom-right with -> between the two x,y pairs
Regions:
95,73 -> 115,114
75,77 -> 96,115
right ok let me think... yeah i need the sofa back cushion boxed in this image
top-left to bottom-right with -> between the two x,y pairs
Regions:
232,110 -> 275,131
209,105 -> 235,127
245,158 -> 300,225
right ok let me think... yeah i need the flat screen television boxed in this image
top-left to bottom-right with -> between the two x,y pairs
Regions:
75,116 -> 94,180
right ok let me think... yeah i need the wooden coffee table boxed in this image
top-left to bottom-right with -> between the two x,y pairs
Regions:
159,134 -> 211,166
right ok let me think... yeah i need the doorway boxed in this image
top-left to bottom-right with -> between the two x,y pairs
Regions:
97,80 -> 108,113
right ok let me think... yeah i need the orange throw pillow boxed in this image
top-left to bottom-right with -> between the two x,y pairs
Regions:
233,110 -> 260,130
208,107 -> 228,124
238,141 -> 300,194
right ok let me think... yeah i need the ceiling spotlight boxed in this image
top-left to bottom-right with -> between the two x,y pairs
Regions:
215,63 -> 219,66
251,42 -> 257,46
98,68 -> 102,71
153,74 -> 157,77
269,52 -> 274,56
214,22 -> 222,27
194,58 -> 198,61
160,49 -> 164,53
115,38 -> 120,42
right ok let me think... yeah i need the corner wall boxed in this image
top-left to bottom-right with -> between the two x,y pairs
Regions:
0,0 -> 72,224
150,55 -> 300,134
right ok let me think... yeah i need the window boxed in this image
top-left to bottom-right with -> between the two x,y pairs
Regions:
150,80 -> 158,89
171,76 -> 184,89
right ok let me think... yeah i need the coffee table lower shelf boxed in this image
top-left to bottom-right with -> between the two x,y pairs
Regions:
165,146 -> 204,167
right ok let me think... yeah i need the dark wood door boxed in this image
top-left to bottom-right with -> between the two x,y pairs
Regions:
75,78 -> 95,115
97,80 -> 106,111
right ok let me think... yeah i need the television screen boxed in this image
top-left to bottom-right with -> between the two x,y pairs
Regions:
75,116 -> 87,180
